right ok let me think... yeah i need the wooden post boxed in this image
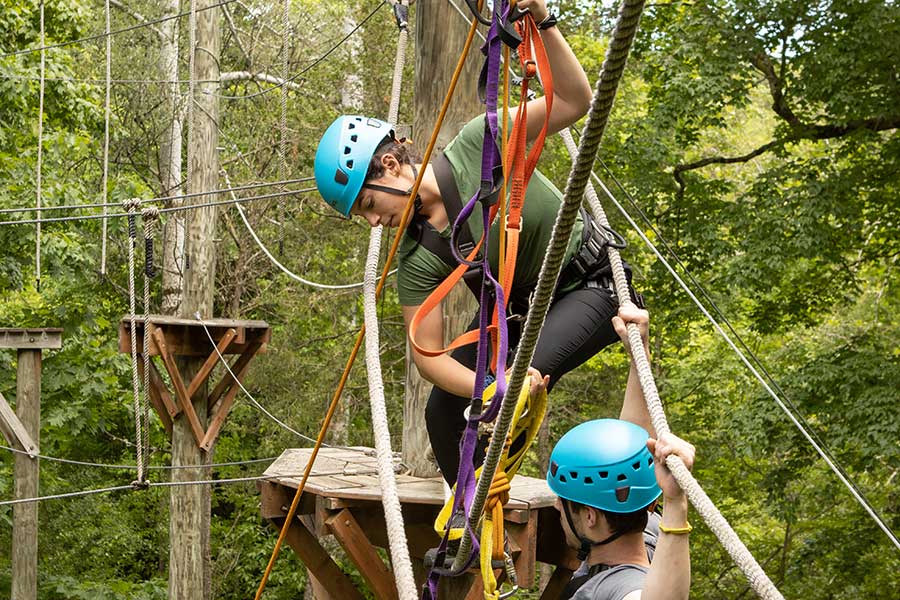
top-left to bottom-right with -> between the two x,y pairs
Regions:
12,350 -> 40,600
169,1 -> 219,598
404,0 -> 483,479
0,328 -> 62,600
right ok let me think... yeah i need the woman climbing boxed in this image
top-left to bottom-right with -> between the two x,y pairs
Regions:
314,0 -> 640,486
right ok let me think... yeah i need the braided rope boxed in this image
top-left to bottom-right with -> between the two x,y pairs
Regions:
100,0 -> 112,275
141,207 -> 160,474
123,198 -> 145,483
277,0 -> 289,252
359,4 -> 416,597
560,136 -> 784,600
35,0 -> 46,291
452,0 -> 648,572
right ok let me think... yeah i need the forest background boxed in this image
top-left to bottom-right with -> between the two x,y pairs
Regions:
0,0 -> 898,598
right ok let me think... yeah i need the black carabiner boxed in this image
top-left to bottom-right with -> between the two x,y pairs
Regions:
601,224 -> 628,250
464,0 -> 493,26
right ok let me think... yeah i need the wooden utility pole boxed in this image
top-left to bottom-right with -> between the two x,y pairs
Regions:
170,1 -> 219,598
0,328 -> 62,600
404,2 -> 483,478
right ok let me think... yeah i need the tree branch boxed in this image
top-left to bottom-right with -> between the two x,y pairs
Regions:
672,52 -> 900,199
219,71 -> 304,91
110,0 -> 165,41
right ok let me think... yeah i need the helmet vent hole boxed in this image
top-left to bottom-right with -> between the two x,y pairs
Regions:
346,160 -> 354,169
549,462 -> 559,477
569,471 -> 578,480
648,457 -> 653,466
598,471 -> 608,479
583,477 -> 593,485
351,134 -> 358,142
617,473 -> 627,482
343,146 -> 351,155
348,122 -> 356,129
559,475 -> 567,483
615,487 -> 631,503
632,461 -> 641,471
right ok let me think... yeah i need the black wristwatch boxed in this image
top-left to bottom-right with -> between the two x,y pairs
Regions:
537,12 -> 558,30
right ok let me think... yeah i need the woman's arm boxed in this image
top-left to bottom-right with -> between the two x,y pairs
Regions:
402,304 -> 477,398
511,0 -> 593,141
613,304 -> 655,437
632,434 -> 693,600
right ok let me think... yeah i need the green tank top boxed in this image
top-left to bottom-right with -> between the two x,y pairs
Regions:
397,115 -> 584,306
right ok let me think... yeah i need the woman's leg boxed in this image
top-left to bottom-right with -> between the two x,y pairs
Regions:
530,284 -> 621,388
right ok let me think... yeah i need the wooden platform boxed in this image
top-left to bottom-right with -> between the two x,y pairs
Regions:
259,447 -> 580,599
118,315 -> 270,449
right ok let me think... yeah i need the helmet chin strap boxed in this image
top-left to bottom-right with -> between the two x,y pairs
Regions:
363,165 -> 422,213
562,499 -> 626,562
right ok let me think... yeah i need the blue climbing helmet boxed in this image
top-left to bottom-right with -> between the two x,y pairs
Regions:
547,419 -> 660,514
314,115 -> 395,216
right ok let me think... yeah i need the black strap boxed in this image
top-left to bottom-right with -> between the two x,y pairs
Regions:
405,152 -> 483,299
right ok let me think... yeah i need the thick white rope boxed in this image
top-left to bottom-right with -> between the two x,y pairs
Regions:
35,0 -> 46,291
587,166 -> 900,552
124,198 -> 145,483
100,0 -> 112,275
559,130 -> 785,599
277,0 -> 289,251
360,3 -> 416,596
221,168 -> 394,290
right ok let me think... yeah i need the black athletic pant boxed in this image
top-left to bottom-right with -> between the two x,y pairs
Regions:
425,282 -> 624,486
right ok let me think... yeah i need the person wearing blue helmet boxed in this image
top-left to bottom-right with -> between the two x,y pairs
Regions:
315,0 -> 644,487
546,307 -> 694,600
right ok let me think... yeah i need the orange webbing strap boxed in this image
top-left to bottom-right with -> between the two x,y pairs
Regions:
253,13 -> 483,600
409,14 -> 554,362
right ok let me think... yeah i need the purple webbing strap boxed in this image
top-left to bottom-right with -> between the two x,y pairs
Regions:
423,3 -> 509,598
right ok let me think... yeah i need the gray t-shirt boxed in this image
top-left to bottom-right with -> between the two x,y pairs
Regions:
568,512 -> 660,600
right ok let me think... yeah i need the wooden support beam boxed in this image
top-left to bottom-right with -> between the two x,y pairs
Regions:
136,361 -> 174,438
206,340 -> 261,411
12,349 -> 42,600
0,328 -> 62,350
199,341 -> 261,451
270,515 -> 365,600
186,327 -> 236,398
507,511 -> 539,589
152,328 -> 206,447
150,361 -> 180,418
0,391 -> 38,456
327,508 -> 399,600
538,566 -> 574,600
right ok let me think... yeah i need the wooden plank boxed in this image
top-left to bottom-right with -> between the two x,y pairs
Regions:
199,341 -> 261,451
0,391 -> 38,456
539,566 -> 574,600
119,319 -> 270,357
153,328 -> 205,447
326,509 -> 399,600
508,511 -> 539,588
0,329 -> 62,350
187,327 -> 236,398
12,350 -> 41,600
258,480 -> 317,519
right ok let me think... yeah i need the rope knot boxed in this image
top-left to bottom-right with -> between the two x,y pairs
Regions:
141,206 -> 160,232
130,479 -> 150,491
123,198 -> 142,213
486,469 -> 511,512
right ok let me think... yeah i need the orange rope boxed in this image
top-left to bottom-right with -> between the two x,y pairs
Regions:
253,13 -> 483,600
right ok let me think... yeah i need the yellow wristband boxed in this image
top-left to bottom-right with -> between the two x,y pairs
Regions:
659,521 -> 692,535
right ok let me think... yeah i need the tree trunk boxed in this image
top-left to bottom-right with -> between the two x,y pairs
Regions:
404,1 -> 482,481
159,0 -> 184,316
170,2 -> 220,599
